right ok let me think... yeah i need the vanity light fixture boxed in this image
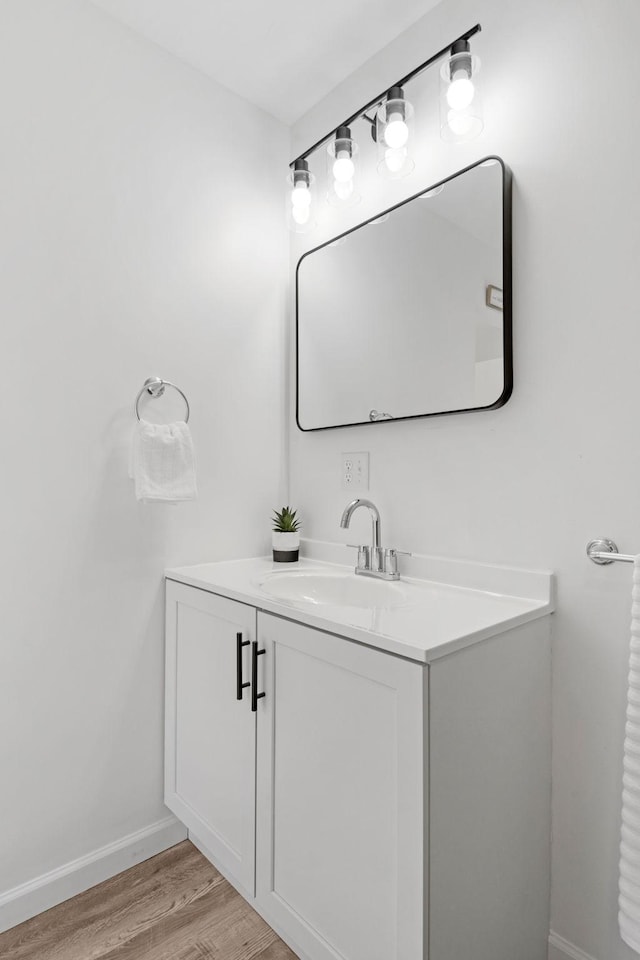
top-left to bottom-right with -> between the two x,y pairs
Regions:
375,87 -> 415,180
286,23 -> 482,232
327,126 -> 360,206
287,159 -> 316,233
440,37 -> 483,142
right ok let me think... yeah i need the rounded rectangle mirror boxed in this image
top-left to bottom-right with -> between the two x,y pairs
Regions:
296,156 -> 512,431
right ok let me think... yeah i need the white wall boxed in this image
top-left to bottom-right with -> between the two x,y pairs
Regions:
290,1 -> 640,958
0,0 -> 287,902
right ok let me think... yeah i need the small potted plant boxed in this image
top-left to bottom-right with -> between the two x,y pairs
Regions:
272,506 -> 301,563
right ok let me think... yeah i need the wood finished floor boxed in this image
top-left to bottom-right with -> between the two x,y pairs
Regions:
0,841 -> 298,960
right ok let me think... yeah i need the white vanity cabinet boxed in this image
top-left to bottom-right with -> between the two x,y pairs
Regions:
164,582 -> 257,897
254,613 -> 425,960
165,566 -> 551,960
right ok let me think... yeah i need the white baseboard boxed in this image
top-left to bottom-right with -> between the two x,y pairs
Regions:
549,931 -> 599,960
2,833 -> 605,960
0,815 -> 187,935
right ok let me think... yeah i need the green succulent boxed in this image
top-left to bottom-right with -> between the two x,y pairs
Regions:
272,506 -> 301,533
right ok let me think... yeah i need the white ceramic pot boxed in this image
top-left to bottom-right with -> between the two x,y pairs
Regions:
272,531 -> 300,562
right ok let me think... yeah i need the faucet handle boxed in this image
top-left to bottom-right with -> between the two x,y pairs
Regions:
346,543 -> 370,571
383,548 -> 412,576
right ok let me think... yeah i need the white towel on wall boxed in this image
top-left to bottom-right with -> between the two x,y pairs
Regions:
619,556 -> 640,954
130,420 -> 197,502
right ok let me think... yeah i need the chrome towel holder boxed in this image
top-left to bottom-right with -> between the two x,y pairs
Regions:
587,539 -> 635,564
135,377 -> 190,423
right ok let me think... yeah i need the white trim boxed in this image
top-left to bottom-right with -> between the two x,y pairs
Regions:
549,931 -> 599,960
0,815 -> 187,934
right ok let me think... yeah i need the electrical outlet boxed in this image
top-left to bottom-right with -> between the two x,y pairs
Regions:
341,452 -> 369,491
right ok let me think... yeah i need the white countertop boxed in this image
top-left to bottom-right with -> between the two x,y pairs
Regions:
166,541 -> 554,664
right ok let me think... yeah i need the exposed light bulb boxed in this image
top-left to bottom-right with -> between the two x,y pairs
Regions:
291,204 -> 310,226
384,147 -> 407,174
333,150 -> 355,183
376,88 -> 413,180
287,158 -> 314,232
290,184 -> 311,208
440,43 -> 482,143
447,71 -> 475,110
334,178 -> 354,200
447,110 -> 474,137
327,127 -> 359,204
384,111 -> 409,149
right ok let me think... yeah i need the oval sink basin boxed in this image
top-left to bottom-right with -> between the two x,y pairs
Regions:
258,571 -> 409,610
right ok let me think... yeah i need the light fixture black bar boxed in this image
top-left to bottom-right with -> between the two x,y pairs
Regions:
291,22 -> 481,166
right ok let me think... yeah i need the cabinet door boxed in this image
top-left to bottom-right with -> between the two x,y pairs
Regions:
165,581 -> 256,897
255,613 -> 426,960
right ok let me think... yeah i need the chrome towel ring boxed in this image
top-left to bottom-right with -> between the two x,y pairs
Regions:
135,377 -> 190,423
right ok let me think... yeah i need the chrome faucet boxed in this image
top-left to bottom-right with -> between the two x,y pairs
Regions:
340,498 -> 410,581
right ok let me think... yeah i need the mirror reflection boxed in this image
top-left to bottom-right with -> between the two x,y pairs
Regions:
296,157 -> 512,431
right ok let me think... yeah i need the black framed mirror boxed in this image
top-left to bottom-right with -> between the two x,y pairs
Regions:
296,156 -> 512,431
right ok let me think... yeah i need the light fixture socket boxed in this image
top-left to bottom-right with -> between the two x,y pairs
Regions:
450,39 -> 472,80
293,158 -> 311,187
375,89 -> 415,180
335,125 -> 353,151
387,86 -> 406,119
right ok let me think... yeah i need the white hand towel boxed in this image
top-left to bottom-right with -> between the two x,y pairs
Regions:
619,556 -> 640,953
130,420 -> 197,502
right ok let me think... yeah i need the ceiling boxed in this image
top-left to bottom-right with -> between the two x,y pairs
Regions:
90,0 -> 442,124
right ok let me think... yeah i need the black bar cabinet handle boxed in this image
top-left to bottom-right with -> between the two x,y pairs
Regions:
251,640 -> 266,712
236,632 -> 250,701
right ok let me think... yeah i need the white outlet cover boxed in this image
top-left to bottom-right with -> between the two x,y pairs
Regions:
341,452 -> 369,491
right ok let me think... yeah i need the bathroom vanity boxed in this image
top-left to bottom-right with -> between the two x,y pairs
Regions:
164,544 -> 553,960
